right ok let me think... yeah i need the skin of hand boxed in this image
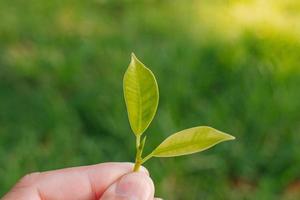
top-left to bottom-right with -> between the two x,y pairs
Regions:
1,162 -> 162,200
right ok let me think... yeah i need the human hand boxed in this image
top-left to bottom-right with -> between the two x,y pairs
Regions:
2,162 -> 162,200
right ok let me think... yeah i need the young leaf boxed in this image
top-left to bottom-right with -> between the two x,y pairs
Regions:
123,53 -> 159,136
150,126 -> 235,157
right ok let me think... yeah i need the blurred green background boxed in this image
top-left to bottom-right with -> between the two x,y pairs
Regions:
1,0 -> 300,199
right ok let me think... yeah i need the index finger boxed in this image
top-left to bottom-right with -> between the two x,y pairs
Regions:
3,162 -> 148,200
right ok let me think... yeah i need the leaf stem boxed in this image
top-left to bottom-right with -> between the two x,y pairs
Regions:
141,152 -> 153,164
136,135 -> 140,150
133,136 -> 146,172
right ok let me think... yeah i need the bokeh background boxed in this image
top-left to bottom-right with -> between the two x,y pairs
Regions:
1,0 -> 300,199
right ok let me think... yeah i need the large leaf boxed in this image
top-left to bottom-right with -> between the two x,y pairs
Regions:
123,53 -> 159,136
151,126 -> 235,157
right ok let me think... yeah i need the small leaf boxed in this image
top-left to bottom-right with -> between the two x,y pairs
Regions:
151,126 -> 235,157
123,53 -> 159,136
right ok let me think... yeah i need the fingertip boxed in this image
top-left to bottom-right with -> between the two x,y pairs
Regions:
100,171 -> 154,200
116,172 -> 154,199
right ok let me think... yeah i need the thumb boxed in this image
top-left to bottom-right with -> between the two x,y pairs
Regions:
100,171 -> 154,200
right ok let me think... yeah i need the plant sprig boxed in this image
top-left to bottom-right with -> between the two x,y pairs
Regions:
123,53 -> 235,172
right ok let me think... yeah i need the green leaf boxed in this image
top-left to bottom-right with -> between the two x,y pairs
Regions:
123,53 -> 159,136
151,126 -> 235,157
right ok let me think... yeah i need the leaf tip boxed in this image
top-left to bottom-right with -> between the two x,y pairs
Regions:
130,53 -> 141,69
131,52 -> 137,63
206,126 -> 235,141
224,133 -> 236,141
229,135 -> 236,140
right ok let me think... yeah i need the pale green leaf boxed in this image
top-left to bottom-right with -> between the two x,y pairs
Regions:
123,53 -> 159,136
151,126 -> 235,157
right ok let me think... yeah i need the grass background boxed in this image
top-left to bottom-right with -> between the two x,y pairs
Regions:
1,0 -> 300,199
